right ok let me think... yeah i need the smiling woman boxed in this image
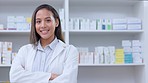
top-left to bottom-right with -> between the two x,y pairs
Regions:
35,8 -> 59,48
9,4 -> 78,83
30,4 -> 64,47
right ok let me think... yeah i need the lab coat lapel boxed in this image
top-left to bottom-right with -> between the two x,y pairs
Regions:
27,47 -> 36,71
49,40 -> 65,64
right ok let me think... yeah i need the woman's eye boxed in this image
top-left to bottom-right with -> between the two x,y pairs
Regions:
46,19 -> 51,22
36,21 -> 41,24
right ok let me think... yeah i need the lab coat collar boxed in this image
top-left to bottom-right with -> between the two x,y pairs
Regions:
37,37 -> 58,51
49,40 -> 67,64
28,40 -> 66,71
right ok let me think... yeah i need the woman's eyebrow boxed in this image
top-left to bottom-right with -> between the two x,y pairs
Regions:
45,17 -> 51,19
36,17 -> 51,20
36,18 -> 41,20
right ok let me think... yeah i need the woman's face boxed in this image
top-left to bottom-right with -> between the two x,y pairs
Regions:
35,8 -> 58,41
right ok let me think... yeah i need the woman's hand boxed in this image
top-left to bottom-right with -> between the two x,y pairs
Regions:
49,73 -> 59,80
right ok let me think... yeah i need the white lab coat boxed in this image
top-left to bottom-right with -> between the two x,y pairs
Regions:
9,40 -> 78,83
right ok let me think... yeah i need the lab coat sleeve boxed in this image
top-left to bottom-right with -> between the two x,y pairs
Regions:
50,45 -> 79,83
9,45 -> 51,83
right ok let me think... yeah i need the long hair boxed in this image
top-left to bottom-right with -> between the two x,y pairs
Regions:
30,4 -> 65,47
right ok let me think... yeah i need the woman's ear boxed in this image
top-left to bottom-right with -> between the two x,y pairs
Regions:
55,18 -> 59,27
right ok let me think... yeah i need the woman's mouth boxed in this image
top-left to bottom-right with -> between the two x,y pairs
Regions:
40,30 -> 49,35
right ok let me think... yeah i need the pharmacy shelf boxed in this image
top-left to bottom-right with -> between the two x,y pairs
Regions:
0,65 -> 11,67
78,63 -> 145,67
0,30 -> 30,35
2,63 -> 144,67
0,30 -> 30,33
69,30 -> 143,32
69,30 -> 143,35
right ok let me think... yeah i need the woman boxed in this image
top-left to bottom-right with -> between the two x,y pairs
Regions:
9,4 -> 78,83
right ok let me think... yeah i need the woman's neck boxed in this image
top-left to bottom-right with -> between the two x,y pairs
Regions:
40,36 -> 55,48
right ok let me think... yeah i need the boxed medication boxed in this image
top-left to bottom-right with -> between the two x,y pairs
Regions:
84,53 -> 89,64
69,18 -> 74,30
7,16 -> 16,23
94,52 -> 100,64
0,24 -> 4,30
132,47 -> 142,53
133,53 -> 143,63
103,47 -> 109,55
79,52 -> 85,64
104,54 -> 110,64
106,19 -> 112,30
73,18 -> 79,30
26,17 -> 31,23
123,47 -> 132,53
104,47 -> 110,64
124,60 -> 133,63
115,58 -> 124,64
96,47 -> 104,55
1,52 -> 11,65
89,20 -> 96,30
127,18 -> 142,30
85,19 -> 90,30
0,42 -> 2,52
122,40 -> 132,47
16,16 -> 26,23
124,52 -> 133,63
2,42 -> 7,53
127,24 -> 142,30
113,24 -> 127,30
108,46 -> 115,54
79,19 -> 84,30
124,53 -> 132,59
11,53 -> 17,62
132,40 -> 141,47
112,19 -> 127,30
100,54 -> 104,64
127,18 -> 142,24
101,19 -> 106,30
112,19 -> 127,24
115,49 -> 124,58
124,53 -> 133,64
88,52 -> 94,64
7,42 -> 12,52
16,23 -> 23,30
96,19 -> 102,30
110,53 -> 115,64
7,23 -> 16,30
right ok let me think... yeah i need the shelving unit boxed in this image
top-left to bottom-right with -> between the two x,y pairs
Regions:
69,0 -> 147,83
0,63 -> 145,67
69,30 -> 144,35
0,0 -> 148,83
0,65 -> 11,67
78,63 -> 145,67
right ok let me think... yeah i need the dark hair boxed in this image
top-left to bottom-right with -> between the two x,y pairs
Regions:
30,4 -> 65,47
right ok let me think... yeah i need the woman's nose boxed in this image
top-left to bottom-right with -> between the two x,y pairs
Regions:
41,21 -> 46,28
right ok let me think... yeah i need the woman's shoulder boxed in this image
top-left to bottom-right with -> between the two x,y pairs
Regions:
67,44 -> 77,50
58,40 -> 77,50
21,44 -> 33,48
19,44 -> 34,51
